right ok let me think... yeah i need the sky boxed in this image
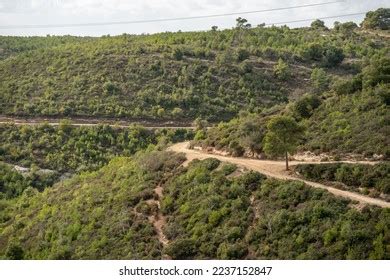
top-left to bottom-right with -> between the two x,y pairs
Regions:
0,0 -> 388,36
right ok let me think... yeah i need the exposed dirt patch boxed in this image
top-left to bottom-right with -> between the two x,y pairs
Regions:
145,185 -> 169,247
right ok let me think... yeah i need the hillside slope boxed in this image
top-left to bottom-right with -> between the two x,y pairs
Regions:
1,151 -> 389,260
0,23 -> 386,121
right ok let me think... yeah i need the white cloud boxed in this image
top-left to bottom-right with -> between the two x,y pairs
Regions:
0,0 -> 388,36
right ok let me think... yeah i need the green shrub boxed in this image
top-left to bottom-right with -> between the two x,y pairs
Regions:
164,239 -> 197,260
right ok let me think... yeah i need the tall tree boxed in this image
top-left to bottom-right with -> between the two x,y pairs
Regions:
263,116 -> 305,170
362,8 -> 390,30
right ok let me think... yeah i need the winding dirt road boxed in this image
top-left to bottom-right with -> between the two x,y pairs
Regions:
168,142 -> 390,208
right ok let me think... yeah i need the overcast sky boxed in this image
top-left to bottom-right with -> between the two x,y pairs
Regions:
0,0 -> 388,36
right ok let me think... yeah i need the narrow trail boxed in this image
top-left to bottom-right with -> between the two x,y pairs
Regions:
168,142 -> 390,208
145,185 -> 169,247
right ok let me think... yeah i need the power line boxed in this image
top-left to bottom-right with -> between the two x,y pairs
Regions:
0,1 -> 345,29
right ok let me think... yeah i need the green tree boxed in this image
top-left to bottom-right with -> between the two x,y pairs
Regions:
236,17 -> 251,29
334,21 -> 358,35
263,116 -> 305,170
311,68 -> 330,93
362,55 -> 390,88
274,58 -> 291,80
322,46 -> 344,67
311,19 -> 326,29
193,117 -> 208,131
362,8 -> 390,30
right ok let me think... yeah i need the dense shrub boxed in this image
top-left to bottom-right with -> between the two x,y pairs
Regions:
0,123 -> 192,173
295,163 -> 390,194
0,19 -> 382,121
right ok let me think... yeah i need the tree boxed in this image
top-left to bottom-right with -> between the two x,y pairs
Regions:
193,117 -> 208,131
311,68 -> 330,93
263,116 -> 305,170
362,8 -> 390,30
362,55 -> 390,88
235,17 -> 251,44
334,21 -> 358,35
311,19 -> 326,29
236,17 -> 251,29
302,43 -> 324,61
322,46 -> 344,67
274,58 -> 291,80
293,94 -> 321,119
211,26 -> 218,31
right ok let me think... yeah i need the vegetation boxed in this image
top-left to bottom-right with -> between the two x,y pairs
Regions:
161,159 -> 390,259
191,112 -> 269,157
0,123 -> 193,173
2,155 -> 388,260
362,8 -> 390,30
194,43 -> 389,159
0,151 -> 186,259
263,116 -> 305,170
1,11 -> 388,122
0,162 -> 59,199
0,9 -> 389,261
295,163 -> 390,198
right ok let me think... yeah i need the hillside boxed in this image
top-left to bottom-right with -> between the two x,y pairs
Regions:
193,51 -> 389,158
0,20 -> 387,121
0,9 -> 389,262
1,151 -> 389,260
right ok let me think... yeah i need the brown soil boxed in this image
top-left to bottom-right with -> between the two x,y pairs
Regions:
145,185 -> 169,247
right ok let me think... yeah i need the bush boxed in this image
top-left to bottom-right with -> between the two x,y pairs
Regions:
235,48 -> 250,62
164,239 -> 197,259
322,46 -> 344,67
172,48 -> 184,60
295,163 -> 390,194
5,244 -> 24,260
238,171 -> 265,190
274,58 -> 291,80
332,75 -> 362,95
311,68 -> 330,93
293,94 -> 321,119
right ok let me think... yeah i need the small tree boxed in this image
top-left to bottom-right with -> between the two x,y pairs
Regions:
236,17 -> 251,29
311,68 -> 330,93
322,46 -> 344,67
311,19 -> 326,29
263,116 -> 305,170
172,48 -> 183,60
274,58 -> 291,80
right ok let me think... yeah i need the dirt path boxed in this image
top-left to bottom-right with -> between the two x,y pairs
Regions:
145,185 -> 169,246
0,116 -> 195,129
168,142 -> 390,208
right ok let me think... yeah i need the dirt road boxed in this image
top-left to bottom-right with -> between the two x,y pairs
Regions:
168,142 -> 390,208
0,116 -> 195,129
